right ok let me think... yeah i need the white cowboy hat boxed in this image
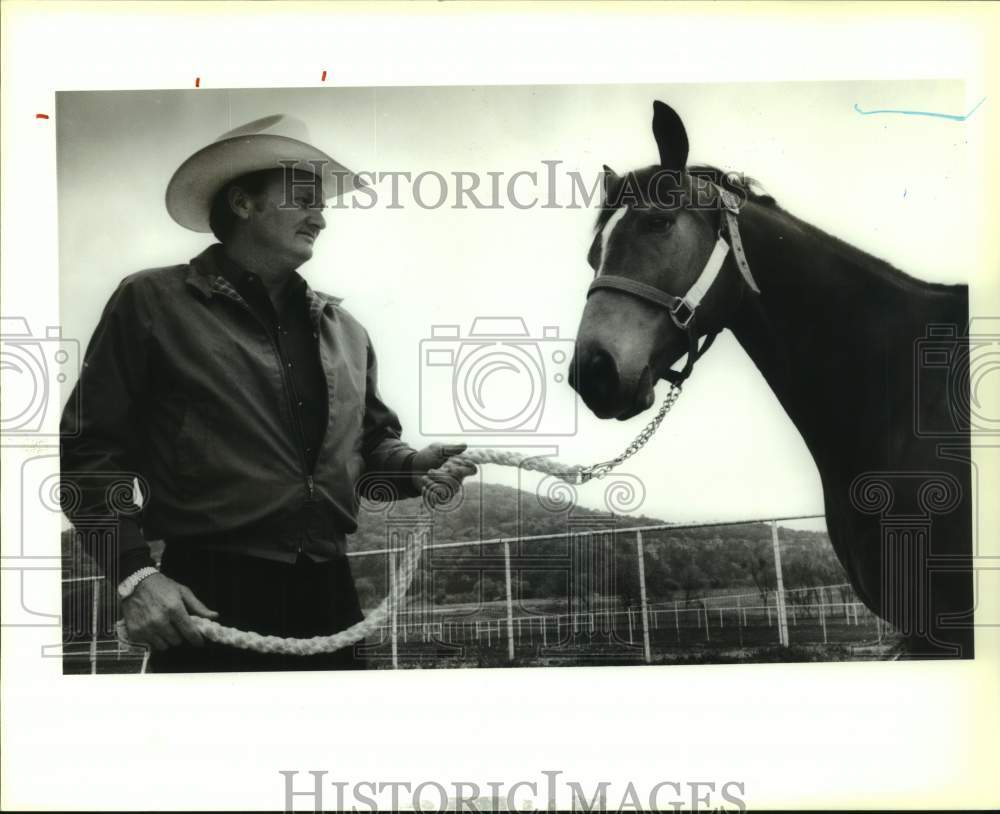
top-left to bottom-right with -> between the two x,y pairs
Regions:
165,114 -> 363,232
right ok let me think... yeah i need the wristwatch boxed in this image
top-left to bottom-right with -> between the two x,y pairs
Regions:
117,566 -> 159,600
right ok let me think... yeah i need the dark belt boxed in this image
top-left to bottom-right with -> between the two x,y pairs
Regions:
163,520 -> 349,565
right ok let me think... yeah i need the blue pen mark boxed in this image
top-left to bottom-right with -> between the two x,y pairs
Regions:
854,97 -> 985,121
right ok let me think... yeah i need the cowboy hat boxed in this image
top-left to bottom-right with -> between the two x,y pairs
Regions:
165,114 -> 363,232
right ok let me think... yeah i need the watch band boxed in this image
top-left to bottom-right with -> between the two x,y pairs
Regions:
118,566 -> 159,600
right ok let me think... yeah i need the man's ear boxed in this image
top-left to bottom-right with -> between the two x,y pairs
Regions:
227,186 -> 255,221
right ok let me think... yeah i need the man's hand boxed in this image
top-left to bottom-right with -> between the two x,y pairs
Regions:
122,573 -> 220,651
411,443 -> 478,505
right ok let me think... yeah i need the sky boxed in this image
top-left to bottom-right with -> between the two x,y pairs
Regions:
56,80 -> 976,531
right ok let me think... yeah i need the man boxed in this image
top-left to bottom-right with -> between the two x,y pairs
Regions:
60,114 -> 476,672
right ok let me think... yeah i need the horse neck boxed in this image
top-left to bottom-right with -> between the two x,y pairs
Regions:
724,201 -> 965,479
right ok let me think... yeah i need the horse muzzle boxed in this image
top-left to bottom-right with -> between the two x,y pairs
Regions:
569,344 -> 656,420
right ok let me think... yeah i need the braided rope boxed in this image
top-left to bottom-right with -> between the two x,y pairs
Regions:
117,515 -> 423,656
451,448 -> 584,482
115,449 -> 589,657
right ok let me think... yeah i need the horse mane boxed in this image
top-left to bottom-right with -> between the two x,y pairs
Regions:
594,163 -> 962,295
686,163 -> 778,208
690,164 -> 963,295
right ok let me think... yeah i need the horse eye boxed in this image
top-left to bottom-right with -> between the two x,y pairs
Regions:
647,216 -> 675,232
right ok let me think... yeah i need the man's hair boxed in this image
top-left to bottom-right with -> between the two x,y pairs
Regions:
208,169 -> 282,243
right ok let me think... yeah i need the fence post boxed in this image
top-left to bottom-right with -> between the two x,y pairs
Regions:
389,549 -> 399,670
770,521 -> 790,647
674,600 -> 680,642
503,539 -> 515,663
635,530 -> 652,664
90,576 -> 102,675
820,602 -> 828,644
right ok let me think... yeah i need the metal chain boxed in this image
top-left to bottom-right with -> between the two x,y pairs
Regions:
578,382 -> 683,481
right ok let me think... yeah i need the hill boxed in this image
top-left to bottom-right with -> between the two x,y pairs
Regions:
346,481 -> 847,610
61,481 -> 847,614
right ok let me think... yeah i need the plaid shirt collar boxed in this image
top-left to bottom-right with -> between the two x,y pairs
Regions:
185,244 -> 343,327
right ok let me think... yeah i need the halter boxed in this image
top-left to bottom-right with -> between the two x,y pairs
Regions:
586,184 -> 759,384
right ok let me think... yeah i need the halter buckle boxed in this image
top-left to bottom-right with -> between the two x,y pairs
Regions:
669,298 -> 695,330
718,187 -> 741,214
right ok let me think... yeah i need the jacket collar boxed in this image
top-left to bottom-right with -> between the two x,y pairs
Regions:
185,245 -> 344,319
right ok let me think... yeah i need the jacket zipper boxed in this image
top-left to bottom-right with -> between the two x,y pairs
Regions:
222,293 -> 316,513
264,324 -> 315,555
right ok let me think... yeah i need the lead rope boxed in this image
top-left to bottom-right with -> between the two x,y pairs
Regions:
115,384 -> 684,659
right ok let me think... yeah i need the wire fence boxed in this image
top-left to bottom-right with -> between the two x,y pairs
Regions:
60,515 -> 898,673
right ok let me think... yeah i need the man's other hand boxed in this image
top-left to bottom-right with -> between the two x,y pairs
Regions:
412,442 -> 477,504
122,573 -> 220,650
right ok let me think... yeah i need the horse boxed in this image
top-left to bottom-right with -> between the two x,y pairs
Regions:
569,101 -> 974,658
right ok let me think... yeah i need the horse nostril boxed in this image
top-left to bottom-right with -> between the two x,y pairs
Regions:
573,346 -> 620,414
589,347 -> 615,384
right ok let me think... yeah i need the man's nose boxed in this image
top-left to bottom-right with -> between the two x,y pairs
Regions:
307,208 -> 326,231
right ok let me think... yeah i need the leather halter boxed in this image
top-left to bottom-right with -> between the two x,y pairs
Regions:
586,184 -> 759,384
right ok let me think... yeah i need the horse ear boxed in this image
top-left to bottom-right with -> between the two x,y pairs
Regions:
652,101 -> 689,172
601,164 -> 619,204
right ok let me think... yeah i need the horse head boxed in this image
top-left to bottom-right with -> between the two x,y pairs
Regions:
569,101 -> 754,420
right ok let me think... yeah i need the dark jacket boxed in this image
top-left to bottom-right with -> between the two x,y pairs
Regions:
60,245 -> 420,579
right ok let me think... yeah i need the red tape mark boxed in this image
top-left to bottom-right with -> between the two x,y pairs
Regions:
195,77 -> 201,88
36,113 -> 49,119
321,70 -> 327,82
